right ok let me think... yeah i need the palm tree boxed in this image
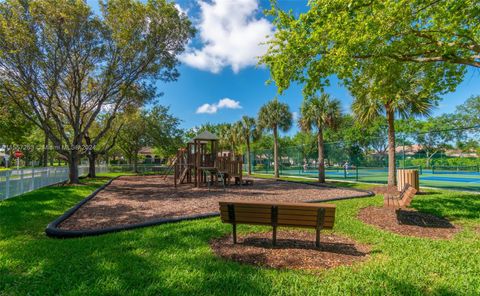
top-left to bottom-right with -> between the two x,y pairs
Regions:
218,123 -> 233,152
238,116 -> 256,175
349,60 -> 442,186
257,99 -> 293,178
299,93 -> 341,183
230,122 -> 243,155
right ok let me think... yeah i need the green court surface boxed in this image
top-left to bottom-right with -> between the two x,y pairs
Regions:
257,167 -> 480,192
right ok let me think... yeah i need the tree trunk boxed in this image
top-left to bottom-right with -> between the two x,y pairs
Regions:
317,127 -> 325,183
273,125 -> 279,178
246,137 -> 252,175
84,134 -> 96,178
386,106 -> 397,187
87,153 -> 96,178
133,152 -> 138,173
42,134 -> 48,167
68,152 -> 80,184
4,146 -> 10,168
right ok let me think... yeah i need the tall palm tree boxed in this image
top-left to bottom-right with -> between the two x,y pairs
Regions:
349,59 -> 445,186
218,123 -> 233,152
299,93 -> 342,183
238,116 -> 256,175
257,99 -> 293,178
230,122 -> 243,155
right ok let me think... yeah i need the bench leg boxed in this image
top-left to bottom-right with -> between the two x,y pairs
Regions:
232,223 -> 237,244
316,208 -> 325,248
271,206 -> 278,246
272,226 -> 277,246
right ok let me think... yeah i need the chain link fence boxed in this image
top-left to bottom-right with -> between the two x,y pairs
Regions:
247,127 -> 480,191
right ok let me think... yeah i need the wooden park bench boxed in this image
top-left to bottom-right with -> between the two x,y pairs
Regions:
219,201 -> 336,247
384,184 -> 417,208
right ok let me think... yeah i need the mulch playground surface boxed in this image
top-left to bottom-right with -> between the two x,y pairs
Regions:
210,230 -> 371,271
59,175 -> 367,231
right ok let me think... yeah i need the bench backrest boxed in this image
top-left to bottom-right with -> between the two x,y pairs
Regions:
401,186 -> 417,207
219,201 -> 336,229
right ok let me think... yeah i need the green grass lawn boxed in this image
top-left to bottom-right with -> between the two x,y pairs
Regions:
1,173 -> 479,295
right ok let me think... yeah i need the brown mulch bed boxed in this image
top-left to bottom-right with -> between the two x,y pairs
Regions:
210,230 -> 371,271
371,185 -> 400,195
358,206 -> 461,239
59,175 -> 367,231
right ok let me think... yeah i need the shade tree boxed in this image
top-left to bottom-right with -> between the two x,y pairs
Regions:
261,0 -> 475,98
117,105 -> 181,172
0,0 -> 194,183
349,59 -> 460,185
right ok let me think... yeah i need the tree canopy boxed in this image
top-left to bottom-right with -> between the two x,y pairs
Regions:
0,0 -> 194,182
261,0 -> 477,96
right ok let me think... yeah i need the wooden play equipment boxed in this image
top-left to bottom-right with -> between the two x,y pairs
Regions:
219,201 -> 336,247
172,131 -> 243,188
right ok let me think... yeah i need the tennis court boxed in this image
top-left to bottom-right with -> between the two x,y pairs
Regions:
271,166 -> 480,191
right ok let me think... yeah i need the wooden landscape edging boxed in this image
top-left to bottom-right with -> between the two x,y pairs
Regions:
45,176 -> 374,239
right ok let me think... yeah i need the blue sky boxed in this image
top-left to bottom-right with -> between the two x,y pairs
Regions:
88,0 -> 480,135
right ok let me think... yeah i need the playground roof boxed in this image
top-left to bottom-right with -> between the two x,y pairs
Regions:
192,131 -> 219,141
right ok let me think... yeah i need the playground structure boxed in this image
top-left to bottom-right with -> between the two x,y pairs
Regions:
171,131 -> 243,188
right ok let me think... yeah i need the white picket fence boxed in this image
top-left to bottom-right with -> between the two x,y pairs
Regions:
0,165 -> 107,200
0,164 -> 168,200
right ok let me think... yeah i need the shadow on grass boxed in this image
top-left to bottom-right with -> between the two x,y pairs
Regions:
0,179 -> 106,238
240,237 -> 368,256
396,209 -> 455,228
412,192 -> 480,222
0,220 -> 270,295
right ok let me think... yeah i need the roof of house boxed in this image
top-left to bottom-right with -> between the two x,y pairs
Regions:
193,131 -> 219,141
139,147 -> 154,155
395,144 -> 423,154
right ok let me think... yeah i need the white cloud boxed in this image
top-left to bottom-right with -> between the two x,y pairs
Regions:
196,98 -> 242,114
292,111 -> 299,121
180,0 -> 274,73
196,103 -> 218,114
217,98 -> 241,109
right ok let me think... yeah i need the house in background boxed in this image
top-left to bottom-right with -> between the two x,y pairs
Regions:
139,147 -> 162,164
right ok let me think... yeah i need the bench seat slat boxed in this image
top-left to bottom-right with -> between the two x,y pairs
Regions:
219,201 -> 336,208
278,208 -> 335,216
220,208 -> 335,218
278,222 -> 334,229
220,205 -> 336,213
220,213 -> 335,222
220,219 -> 334,229
220,206 -> 272,214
